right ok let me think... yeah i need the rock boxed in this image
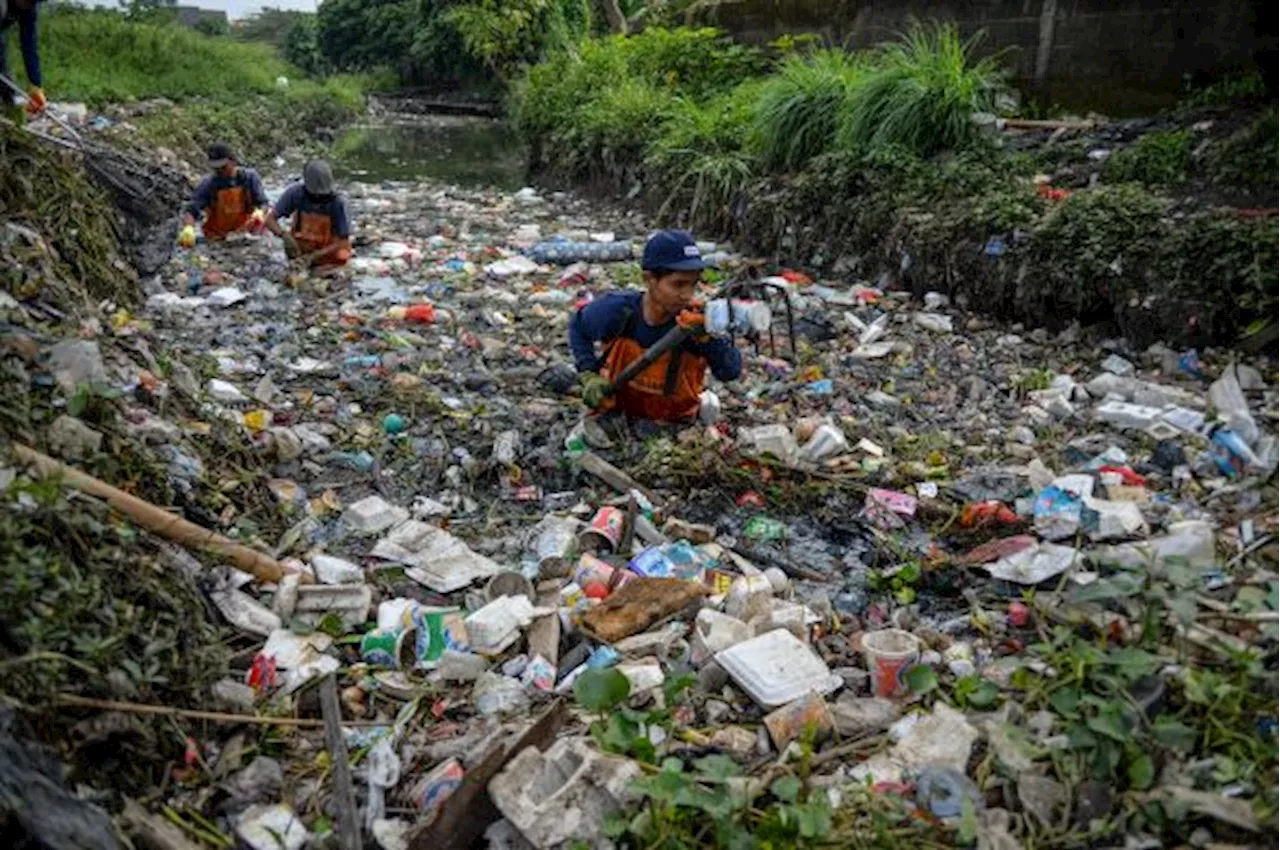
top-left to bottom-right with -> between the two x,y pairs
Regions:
47,414 -> 103,460
47,339 -> 108,392
704,699 -> 733,724
830,695 -> 901,737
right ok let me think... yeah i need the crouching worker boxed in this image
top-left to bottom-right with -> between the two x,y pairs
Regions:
264,159 -> 352,270
569,230 -> 741,423
178,143 -> 268,247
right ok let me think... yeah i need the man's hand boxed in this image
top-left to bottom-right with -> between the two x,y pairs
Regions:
580,372 -> 610,409
282,234 -> 301,259
25,87 -> 46,116
177,224 -> 197,249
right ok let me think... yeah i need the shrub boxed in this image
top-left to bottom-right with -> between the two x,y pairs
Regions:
647,83 -> 762,227
1207,107 -> 1279,190
1103,130 -> 1192,185
838,21 -> 1006,157
749,50 -> 867,170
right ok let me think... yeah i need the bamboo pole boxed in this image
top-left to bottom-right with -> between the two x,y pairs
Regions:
14,443 -> 302,584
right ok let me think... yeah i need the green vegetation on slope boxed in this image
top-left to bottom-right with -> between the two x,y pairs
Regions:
14,7 -> 369,161
512,23 -> 1277,346
35,6 -> 297,104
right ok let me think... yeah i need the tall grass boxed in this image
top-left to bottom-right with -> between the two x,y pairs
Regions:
35,7 -> 294,104
648,82 -> 763,225
749,50 -> 868,170
838,22 -> 1005,156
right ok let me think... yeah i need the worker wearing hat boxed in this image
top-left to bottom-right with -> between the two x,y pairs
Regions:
569,230 -> 742,422
264,159 -> 352,270
0,0 -> 46,123
178,142 -> 269,247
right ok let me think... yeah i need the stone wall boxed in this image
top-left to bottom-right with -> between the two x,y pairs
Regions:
697,0 -> 1276,112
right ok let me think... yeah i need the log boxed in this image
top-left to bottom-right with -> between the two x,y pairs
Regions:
1003,118 -> 1095,131
14,443 -> 301,584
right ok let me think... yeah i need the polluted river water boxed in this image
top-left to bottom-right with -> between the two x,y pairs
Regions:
328,115 -> 528,190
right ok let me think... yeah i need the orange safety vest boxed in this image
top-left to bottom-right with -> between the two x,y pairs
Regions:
599,311 -> 706,422
291,198 -> 350,267
202,173 -> 254,240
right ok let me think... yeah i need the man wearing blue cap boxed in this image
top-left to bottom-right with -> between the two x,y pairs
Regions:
568,230 -> 742,422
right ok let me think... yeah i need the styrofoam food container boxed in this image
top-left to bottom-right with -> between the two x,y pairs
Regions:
715,628 -> 841,709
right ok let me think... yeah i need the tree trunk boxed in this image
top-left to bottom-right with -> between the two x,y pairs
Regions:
600,0 -> 628,35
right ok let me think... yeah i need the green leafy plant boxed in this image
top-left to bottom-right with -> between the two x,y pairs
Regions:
838,21 -> 1007,157
749,50 -> 868,170
867,560 -> 922,605
608,754 -> 832,848
1103,130 -> 1192,185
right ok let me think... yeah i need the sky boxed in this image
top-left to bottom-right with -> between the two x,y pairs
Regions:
73,0 -> 319,21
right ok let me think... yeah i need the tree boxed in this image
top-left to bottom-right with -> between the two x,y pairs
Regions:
239,8 -> 313,48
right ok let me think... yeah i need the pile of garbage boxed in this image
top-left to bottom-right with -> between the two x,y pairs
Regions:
1,166 -> 1276,850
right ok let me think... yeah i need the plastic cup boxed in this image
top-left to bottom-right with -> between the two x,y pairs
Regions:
578,505 -> 624,553
861,629 -> 921,699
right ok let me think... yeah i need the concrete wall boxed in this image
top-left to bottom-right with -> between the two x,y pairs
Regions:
698,0 -> 1276,112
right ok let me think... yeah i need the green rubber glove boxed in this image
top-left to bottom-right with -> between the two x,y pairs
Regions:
580,372 -> 610,409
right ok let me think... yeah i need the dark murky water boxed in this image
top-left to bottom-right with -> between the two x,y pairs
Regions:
329,116 -> 527,190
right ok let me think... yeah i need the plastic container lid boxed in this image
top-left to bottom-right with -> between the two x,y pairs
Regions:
715,629 -> 841,709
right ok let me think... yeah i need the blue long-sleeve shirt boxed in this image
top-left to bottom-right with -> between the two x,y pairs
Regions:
0,3 -> 41,88
568,290 -> 742,381
184,168 -> 269,219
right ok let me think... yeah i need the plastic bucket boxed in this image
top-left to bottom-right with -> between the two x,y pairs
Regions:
861,629 -> 921,699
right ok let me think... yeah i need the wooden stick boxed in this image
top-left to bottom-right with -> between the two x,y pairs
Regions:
577,450 -> 656,504
14,442 -> 301,584
1002,117 -> 1096,130
52,693 -> 384,728
320,674 -> 363,850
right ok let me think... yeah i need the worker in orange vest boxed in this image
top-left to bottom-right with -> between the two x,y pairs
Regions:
569,230 -> 742,422
178,142 -> 269,247
264,159 -> 352,270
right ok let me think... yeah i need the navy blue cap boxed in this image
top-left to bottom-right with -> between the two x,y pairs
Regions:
641,229 -> 706,272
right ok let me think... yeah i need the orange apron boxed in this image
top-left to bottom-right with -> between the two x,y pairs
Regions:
203,185 -> 251,240
599,326 -> 706,423
293,209 -> 350,268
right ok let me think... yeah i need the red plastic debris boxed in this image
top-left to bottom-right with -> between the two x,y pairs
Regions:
1037,184 -> 1072,201
1008,601 -> 1030,628
247,653 -> 277,694
959,501 -> 1020,529
404,303 -> 436,324
959,534 -> 1037,565
1098,465 -> 1146,486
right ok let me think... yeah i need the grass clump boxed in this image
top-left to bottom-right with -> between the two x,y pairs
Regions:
38,7 -> 296,104
1103,130 -> 1192,184
837,22 -> 1006,156
750,50 -> 868,171
1207,106 -> 1279,191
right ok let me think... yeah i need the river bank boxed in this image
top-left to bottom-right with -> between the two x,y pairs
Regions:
512,27 -> 1278,349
